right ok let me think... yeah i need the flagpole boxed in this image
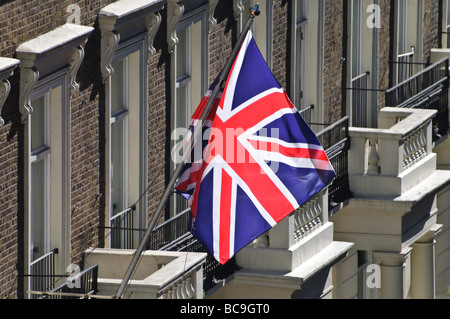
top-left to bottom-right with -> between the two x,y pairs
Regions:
114,7 -> 260,299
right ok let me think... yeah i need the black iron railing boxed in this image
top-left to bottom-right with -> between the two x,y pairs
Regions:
147,207 -> 191,251
28,248 -> 59,298
317,116 -> 351,205
350,72 -> 370,128
299,104 -> 314,124
147,208 -> 237,292
393,47 -> 415,85
38,264 -> 99,299
110,207 -> 135,249
386,57 -> 449,140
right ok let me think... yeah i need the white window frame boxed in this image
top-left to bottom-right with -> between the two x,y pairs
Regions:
346,0 -> 380,128
290,0 -> 324,132
170,6 -> 209,216
25,69 -> 71,292
292,0 -> 307,110
16,23 -> 92,298
110,58 -> 130,219
29,93 -> 51,263
105,36 -> 148,248
393,0 -> 424,84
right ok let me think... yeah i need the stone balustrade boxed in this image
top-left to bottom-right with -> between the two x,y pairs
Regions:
293,193 -> 323,243
348,107 -> 437,197
162,275 -> 196,299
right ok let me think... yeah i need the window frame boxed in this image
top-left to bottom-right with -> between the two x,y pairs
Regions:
105,36 -> 148,248
25,68 -> 71,292
170,5 -> 209,217
290,0 -> 324,132
392,0 -> 424,85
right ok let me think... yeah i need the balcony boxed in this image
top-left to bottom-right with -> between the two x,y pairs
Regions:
348,107 -> 437,197
208,186 -> 353,299
83,248 -> 206,299
330,106 -> 450,298
385,57 -> 449,141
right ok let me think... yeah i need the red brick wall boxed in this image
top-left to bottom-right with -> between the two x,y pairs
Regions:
0,0 -> 117,299
323,0 -> 345,125
272,0 -> 289,90
423,0 -> 440,63
377,0 -> 393,110
208,0 -> 234,84
147,30 -> 168,224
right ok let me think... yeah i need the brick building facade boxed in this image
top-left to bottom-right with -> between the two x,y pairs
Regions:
0,0 -> 448,299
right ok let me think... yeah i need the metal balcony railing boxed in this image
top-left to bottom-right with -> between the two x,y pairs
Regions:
299,104 -> 314,124
350,72 -> 370,128
36,264 -> 99,299
394,47 -> 415,85
317,116 -> 351,205
385,57 -> 449,140
110,207 -> 135,249
28,248 -> 59,298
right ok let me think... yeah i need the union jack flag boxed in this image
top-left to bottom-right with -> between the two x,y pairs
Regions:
175,30 -> 335,265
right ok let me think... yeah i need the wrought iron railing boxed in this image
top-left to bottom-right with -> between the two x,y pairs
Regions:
147,208 -> 191,251
37,264 -> 99,299
299,104 -> 314,124
147,209 -> 237,292
350,72 -> 370,127
28,248 -> 59,298
394,46 -> 415,85
317,116 -> 351,205
385,57 -> 449,140
110,207 -> 135,249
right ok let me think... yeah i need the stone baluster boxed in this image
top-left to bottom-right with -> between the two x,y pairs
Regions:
367,138 -> 380,175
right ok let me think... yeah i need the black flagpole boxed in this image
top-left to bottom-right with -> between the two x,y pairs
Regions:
115,6 -> 260,299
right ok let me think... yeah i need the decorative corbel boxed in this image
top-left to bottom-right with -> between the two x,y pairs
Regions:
100,30 -> 120,83
233,0 -> 244,21
167,0 -> 184,54
145,12 -> 162,57
0,79 -> 11,128
68,45 -> 85,92
0,58 -> 19,127
19,66 -> 39,123
208,0 -> 219,26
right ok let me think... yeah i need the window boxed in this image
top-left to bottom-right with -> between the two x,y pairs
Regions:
347,0 -> 379,128
110,59 -> 129,218
349,0 -> 371,128
26,73 -> 71,295
393,0 -> 424,84
29,94 -> 50,262
174,20 -> 204,131
170,6 -> 208,216
107,48 -> 146,249
99,0 -> 164,248
293,0 -> 306,111
351,0 -> 362,81
16,22 -> 92,298
290,0 -> 323,131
